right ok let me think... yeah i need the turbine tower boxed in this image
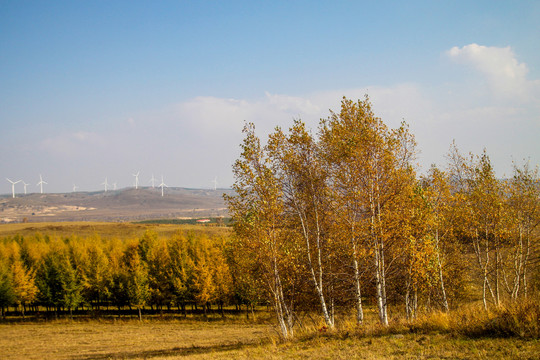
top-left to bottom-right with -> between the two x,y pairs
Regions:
6,178 -> 21,198
158,175 -> 168,197
73,184 -> 79,192
22,181 -> 29,195
149,174 -> 156,188
212,177 -> 218,191
37,174 -> 47,194
102,177 -> 109,192
133,171 -> 140,189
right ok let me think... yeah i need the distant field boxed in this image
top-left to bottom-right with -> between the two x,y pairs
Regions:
1,319 -> 537,360
0,221 -> 229,239
0,187 -> 231,222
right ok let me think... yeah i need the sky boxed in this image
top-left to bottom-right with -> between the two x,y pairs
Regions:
1,1 -> 539,194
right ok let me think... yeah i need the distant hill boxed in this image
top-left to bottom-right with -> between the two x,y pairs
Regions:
0,187 -> 233,223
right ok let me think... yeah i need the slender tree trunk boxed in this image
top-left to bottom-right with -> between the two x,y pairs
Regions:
374,241 -> 388,325
273,256 -> 293,338
495,238 -> 501,306
523,228 -> 531,297
435,229 -> 449,312
351,240 -> 364,324
294,200 -> 333,328
405,281 -> 411,321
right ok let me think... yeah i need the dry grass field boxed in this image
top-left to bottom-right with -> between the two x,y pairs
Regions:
1,318 -> 538,360
0,221 -> 228,240
0,319 -> 271,360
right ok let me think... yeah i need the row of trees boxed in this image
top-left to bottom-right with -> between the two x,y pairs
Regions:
225,96 -> 539,338
0,230 -> 239,321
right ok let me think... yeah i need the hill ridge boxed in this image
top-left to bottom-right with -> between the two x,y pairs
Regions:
0,187 -> 232,223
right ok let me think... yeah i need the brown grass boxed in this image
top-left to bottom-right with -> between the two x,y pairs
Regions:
2,318 -> 537,360
0,221 -> 229,240
0,319 -> 271,360
1,305 -> 539,360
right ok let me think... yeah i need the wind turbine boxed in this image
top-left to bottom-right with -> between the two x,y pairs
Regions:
73,184 -> 79,192
102,177 -> 109,192
6,178 -> 21,198
37,174 -> 47,194
158,175 -> 168,197
22,181 -> 29,195
212,177 -> 218,191
133,171 -> 140,189
149,174 -> 156,188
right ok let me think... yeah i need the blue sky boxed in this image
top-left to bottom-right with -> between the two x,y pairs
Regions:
1,1 -> 539,194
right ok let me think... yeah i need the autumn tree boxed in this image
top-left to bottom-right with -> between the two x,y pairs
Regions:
449,148 -> 505,308
506,161 -> 540,299
145,237 -> 174,311
59,254 -> 84,320
80,240 -> 111,310
225,122 -> 296,338
11,258 -> 38,318
168,232 -> 195,315
267,120 -> 336,328
210,237 -> 234,317
0,262 -> 15,319
123,243 -> 150,321
107,240 -> 130,312
36,250 -> 64,316
319,96 -> 416,326
419,166 -> 455,312
192,235 -> 216,316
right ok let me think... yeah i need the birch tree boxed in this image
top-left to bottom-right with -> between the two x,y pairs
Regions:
320,96 -> 416,326
506,161 -> 540,299
267,120 -> 336,328
225,122 -> 296,338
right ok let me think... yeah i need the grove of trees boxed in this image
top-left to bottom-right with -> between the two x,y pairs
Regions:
0,230 -> 237,321
225,96 -> 539,338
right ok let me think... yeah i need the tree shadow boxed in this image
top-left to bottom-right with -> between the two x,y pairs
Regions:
73,341 -> 259,359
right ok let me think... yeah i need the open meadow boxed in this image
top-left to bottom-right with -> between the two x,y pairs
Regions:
0,221 -> 228,240
1,317 -> 538,360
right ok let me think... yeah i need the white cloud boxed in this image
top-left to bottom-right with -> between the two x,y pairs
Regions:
447,43 -> 536,101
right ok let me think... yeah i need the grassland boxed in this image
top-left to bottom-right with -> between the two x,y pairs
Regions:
1,318 -> 538,360
0,221 -> 229,240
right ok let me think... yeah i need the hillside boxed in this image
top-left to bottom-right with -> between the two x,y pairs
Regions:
0,187 -> 233,223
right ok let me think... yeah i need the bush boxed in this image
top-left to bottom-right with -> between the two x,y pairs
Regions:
471,299 -> 540,338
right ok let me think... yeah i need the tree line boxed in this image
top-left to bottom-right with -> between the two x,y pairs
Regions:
0,230 -> 243,321
225,96 -> 539,338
